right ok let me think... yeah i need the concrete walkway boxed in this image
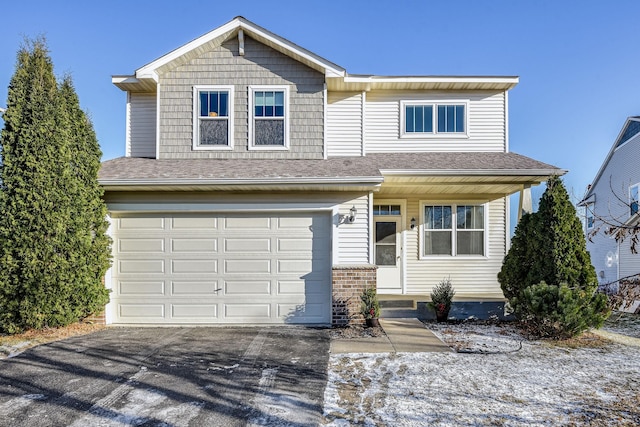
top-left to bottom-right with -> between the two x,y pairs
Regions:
330,318 -> 451,353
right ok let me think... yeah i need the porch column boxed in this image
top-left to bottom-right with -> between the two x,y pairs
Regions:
517,184 -> 532,221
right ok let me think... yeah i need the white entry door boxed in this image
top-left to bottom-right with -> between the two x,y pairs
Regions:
375,217 -> 402,293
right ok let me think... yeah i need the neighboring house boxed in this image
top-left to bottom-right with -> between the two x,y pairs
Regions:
100,16 -> 563,326
579,116 -> 640,288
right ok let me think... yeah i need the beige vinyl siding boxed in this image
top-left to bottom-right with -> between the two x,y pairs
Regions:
403,197 -> 507,297
127,93 -> 157,158
336,194 -> 370,264
158,36 -> 325,159
326,91 -> 363,156
364,90 -> 506,153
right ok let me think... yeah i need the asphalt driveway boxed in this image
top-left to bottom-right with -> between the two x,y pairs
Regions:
0,326 -> 330,426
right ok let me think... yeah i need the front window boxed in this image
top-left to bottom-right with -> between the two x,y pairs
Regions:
423,204 -> 485,256
402,101 -> 466,137
631,184 -> 639,216
250,86 -> 289,149
193,86 -> 233,149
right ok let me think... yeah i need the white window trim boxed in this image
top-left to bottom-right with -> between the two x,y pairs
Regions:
248,85 -> 290,151
630,182 -> 640,217
192,85 -> 234,151
586,203 -> 595,230
419,201 -> 488,259
400,100 -> 469,139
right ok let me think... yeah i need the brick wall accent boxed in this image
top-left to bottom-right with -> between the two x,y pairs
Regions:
83,311 -> 106,325
332,265 -> 377,327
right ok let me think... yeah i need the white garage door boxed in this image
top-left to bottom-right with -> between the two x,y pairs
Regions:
110,212 -> 332,324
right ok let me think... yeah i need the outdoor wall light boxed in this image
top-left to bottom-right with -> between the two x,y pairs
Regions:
339,205 -> 357,224
410,217 -> 416,229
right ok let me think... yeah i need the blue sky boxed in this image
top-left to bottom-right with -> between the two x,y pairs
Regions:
1,0 -> 639,208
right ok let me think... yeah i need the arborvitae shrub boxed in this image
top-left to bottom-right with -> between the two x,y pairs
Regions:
0,39 -> 110,333
498,176 -> 609,338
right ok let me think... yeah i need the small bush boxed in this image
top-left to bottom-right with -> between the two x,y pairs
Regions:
518,281 -> 609,339
430,278 -> 456,315
360,288 -> 380,319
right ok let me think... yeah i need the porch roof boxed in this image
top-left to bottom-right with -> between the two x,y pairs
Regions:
99,152 -> 563,196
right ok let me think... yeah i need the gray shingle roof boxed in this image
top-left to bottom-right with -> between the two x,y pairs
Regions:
99,152 -> 563,183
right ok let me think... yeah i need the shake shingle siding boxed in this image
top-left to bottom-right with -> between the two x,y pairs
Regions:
158,36 -> 325,159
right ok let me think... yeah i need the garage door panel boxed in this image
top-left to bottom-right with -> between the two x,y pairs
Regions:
119,281 -> 165,296
277,259 -> 313,275
224,280 -> 271,295
225,304 -> 271,318
171,281 -> 219,295
172,259 -> 217,274
119,259 -> 164,274
172,217 -> 217,230
224,259 -> 271,274
112,212 -> 331,324
277,238 -> 312,253
171,304 -> 217,318
224,238 -> 271,253
119,304 -> 165,319
119,238 -> 165,253
225,217 -> 271,230
278,302 -> 325,319
119,217 -> 165,230
171,239 -> 217,253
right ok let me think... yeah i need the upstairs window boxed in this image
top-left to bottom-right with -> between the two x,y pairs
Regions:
422,203 -> 485,256
193,86 -> 234,149
437,105 -> 465,133
631,183 -> 639,217
402,101 -> 467,137
249,86 -> 289,150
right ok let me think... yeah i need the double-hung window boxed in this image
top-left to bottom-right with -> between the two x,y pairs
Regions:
630,183 -> 639,217
193,86 -> 234,149
249,86 -> 289,149
402,101 -> 467,137
422,204 -> 485,256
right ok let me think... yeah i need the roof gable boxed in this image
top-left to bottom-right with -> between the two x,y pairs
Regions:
113,17 -> 520,93
581,116 -> 640,203
136,16 -> 345,82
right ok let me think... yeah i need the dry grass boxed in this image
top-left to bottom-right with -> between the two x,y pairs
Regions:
546,331 -> 613,349
0,322 -> 105,358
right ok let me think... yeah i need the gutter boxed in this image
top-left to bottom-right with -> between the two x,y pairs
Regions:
99,176 -> 384,186
379,168 -> 567,176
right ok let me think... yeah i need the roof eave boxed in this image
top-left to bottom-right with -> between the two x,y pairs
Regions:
99,176 -> 384,191
380,168 -> 566,176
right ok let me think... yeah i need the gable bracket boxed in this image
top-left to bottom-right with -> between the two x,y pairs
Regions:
238,29 -> 245,56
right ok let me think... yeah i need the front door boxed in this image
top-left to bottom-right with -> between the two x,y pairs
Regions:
375,217 -> 402,293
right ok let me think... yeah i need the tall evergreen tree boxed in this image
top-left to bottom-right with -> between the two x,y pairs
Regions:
498,176 -> 609,338
0,39 -> 110,333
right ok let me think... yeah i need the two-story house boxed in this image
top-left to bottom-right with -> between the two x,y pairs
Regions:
579,117 -> 640,289
99,17 -> 563,326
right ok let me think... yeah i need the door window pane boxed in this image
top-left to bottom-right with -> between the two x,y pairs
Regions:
376,245 -> 396,266
375,222 -> 397,266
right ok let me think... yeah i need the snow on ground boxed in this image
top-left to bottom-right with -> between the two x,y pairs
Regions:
322,320 -> 640,426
